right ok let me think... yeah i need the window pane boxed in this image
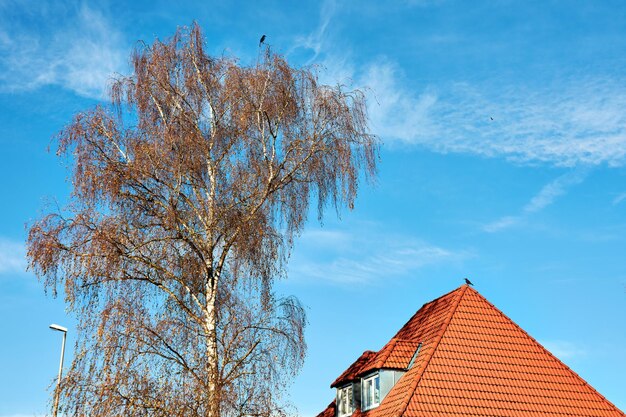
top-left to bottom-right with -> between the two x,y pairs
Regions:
348,386 -> 353,412
339,389 -> 343,414
337,386 -> 353,416
362,382 -> 366,409
374,376 -> 380,404
338,389 -> 343,415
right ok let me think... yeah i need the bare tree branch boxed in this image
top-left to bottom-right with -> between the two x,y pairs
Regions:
27,23 -> 378,417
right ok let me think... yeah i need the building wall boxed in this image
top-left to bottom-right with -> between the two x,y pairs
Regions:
379,369 -> 405,401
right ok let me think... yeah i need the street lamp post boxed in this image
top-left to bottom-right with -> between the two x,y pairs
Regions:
49,323 -> 67,417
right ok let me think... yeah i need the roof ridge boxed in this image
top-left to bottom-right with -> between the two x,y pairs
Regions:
466,286 -> 626,416
390,285 -> 467,340
392,284 -> 469,417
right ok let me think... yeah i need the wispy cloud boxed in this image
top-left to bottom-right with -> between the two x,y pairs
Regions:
290,228 -> 469,285
350,58 -> 626,169
364,61 -> 438,144
483,216 -> 519,233
291,0 -> 337,63
0,2 -> 127,99
525,169 -> 589,213
362,70 -> 626,167
427,80 -> 626,167
289,0 -> 359,89
484,169 -> 588,232
612,192 -> 626,206
300,229 -> 352,248
367,73 -> 626,167
293,6 -> 440,143
540,340 -> 588,361
0,238 -> 27,275
296,3 -> 626,168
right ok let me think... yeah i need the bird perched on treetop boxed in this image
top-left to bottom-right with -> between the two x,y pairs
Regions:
259,34 -> 266,47
464,278 -> 474,286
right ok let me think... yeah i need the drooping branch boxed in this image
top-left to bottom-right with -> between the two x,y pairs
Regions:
27,22 -> 377,417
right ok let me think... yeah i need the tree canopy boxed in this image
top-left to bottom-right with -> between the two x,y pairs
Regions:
28,24 -> 378,417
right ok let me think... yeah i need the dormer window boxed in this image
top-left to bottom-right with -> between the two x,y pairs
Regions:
361,373 -> 380,410
336,384 -> 353,417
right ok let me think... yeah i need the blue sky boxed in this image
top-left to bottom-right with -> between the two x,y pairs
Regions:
1,0 -> 626,415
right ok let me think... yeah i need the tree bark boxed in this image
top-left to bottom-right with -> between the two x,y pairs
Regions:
206,283 -> 220,417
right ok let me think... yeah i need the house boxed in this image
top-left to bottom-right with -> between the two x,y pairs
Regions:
316,284 -> 624,417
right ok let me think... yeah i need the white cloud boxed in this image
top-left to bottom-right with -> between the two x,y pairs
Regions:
289,0 -> 360,89
483,216 -> 519,233
0,2 -> 127,99
612,192 -> 626,206
293,4 -> 437,135
0,238 -> 26,275
294,244 -> 456,285
484,169 -> 588,232
364,61 -> 438,144
368,74 -> 626,167
300,229 -> 352,247
338,57 -> 626,168
290,0 -> 335,68
290,228 -> 469,285
292,0 -> 336,62
298,2 -> 626,168
540,340 -> 587,360
524,169 -> 588,213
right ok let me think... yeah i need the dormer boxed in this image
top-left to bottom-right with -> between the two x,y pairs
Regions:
360,369 -> 407,411
330,340 -> 422,416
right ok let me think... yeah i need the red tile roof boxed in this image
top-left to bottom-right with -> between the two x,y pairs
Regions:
318,285 -> 625,417
332,350 -> 378,388
317,401 -> 336,417
331,340 -> 422,388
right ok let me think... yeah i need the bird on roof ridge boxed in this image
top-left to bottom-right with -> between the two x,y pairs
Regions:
464,278 -> 474,286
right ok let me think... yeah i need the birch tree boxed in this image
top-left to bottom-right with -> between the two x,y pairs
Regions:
27,24 -> 377,417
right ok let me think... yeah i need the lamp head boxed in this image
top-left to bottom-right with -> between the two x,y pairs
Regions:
49,324 -> 67,333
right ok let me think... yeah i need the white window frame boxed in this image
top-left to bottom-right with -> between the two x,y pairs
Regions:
361,373 -> 380,411
336,384 -> 353,417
